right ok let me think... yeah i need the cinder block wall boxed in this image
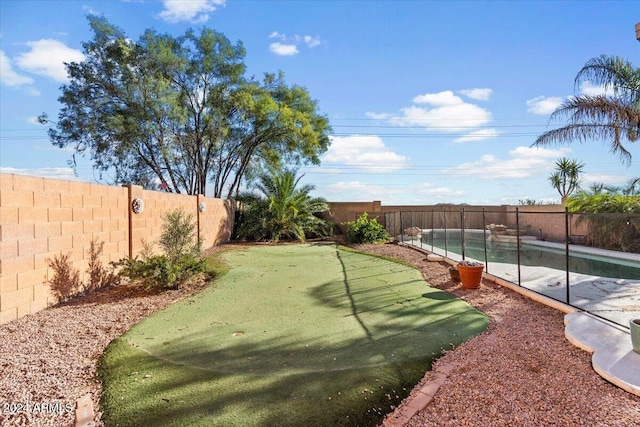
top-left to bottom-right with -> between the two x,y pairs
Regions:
0,174 -> 234,325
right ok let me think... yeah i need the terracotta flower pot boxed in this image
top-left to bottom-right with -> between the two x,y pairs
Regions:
457,263 -> 484,289
631,319 -> 640,354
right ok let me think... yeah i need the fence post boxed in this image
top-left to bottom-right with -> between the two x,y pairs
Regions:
431,209 -> 435,252
443,207 -> 448,257
460,208 -> 466,260
419,211 -> 424,249
516,207 -> 522,286
399,210 -> 404,243
565,207 -> 570,304
482,208 -> 489,273
410,211 -> 414,244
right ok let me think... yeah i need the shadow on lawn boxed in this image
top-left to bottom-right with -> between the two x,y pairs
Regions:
99,245 -> 488,427
100,325 -> 482,427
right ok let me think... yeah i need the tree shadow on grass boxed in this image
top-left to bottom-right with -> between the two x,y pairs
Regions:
99,245 -> 488,427
100,311 -> 486,427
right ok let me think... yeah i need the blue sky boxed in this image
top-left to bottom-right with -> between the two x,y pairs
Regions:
1,0 -> 638,205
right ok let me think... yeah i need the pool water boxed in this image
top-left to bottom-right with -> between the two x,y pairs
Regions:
421,230 -> 640,280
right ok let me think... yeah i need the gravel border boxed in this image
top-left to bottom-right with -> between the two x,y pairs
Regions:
353,243 -> 640,427
1,243 -> 639,426
0,265 -> 213,426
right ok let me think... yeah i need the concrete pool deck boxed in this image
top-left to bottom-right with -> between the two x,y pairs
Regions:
398,239 -> 640,397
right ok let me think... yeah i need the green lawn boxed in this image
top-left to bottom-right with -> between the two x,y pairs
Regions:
99,243 -> 488,426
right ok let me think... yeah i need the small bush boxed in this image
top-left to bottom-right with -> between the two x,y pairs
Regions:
114,254 -> 205,290
344,212 -> 390,244
113,208 -> 206,289
159,209 -> 200,262
47,252 -> 82,303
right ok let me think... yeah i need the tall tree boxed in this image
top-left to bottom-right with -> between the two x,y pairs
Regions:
41,16 -> 331,197
548,157 -> 584,200
533,55 -> 640,165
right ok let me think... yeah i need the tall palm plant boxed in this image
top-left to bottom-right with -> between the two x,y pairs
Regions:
236,169 -> 331,243
534,55 -> 640,165
549,157 -> 584,200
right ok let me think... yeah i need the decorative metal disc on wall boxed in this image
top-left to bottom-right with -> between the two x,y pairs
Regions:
131,198 -> 144,214
199,202 -> 207,213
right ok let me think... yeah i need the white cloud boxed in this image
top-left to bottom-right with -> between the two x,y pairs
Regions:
443,146 -> 570,179
454,128 -> 499,143
319,181 -> 408,202
526,95 -> 563,115
365,112 -> 392,120
390,103 -> 492,131
269,42 -> 299,56
0,50 -> 34,87
318,181 -> 466,204
582,173 -> 627,186
15,39 -> 84,82
370,90 -> 492,132
458,88 -> 493,101
579,81 -> 615,97
159,0 -> 225,23
413,183 -> 467,200
413,90 -> 463,106
0,167 -> 77,181
268,32 -> 323,56
322,135 -> 408,172
303,35 -> 322,48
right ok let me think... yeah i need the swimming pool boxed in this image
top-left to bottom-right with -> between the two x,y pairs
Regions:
419,229 -> 640,280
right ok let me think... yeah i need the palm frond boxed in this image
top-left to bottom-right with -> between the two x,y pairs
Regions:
575,55 -> 640,101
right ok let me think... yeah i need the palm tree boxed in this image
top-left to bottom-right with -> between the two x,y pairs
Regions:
604,177 -> 640,195
534,55 -> 640,165
235,169 -> 331,243
549,157 -> 584,200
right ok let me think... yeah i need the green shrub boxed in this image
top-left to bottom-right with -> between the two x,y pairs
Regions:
114,253 -> 205,289
234,169 -> 332,243
114,208 -> 206,289
566,192 -> 640,253
159,209 -> 201,262
344,212 -> 390,244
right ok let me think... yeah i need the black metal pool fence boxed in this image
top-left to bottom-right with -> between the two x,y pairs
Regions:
384,208 -> 640,329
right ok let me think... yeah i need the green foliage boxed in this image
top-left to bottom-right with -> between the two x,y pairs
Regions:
566,188 -> 640,253
41,16 -> 331,197
114,209 -> 207,289
549,157 -> 584,199
344,212 -> 390,244
114,253 -> 205,290
534,55 -> 639,165
235,169 -> 331,243
47,252 -> 82,303
159,209 -> 200,263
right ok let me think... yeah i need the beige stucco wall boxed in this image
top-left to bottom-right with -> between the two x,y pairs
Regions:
0,174 -> 234,325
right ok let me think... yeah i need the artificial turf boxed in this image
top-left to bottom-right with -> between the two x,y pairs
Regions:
99,243 -> 488,426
